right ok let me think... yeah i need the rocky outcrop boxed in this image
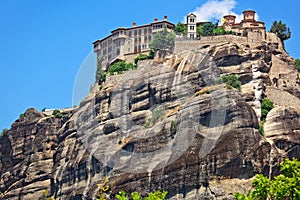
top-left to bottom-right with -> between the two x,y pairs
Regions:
0,108 -> 74,199
0,38 -> 299,199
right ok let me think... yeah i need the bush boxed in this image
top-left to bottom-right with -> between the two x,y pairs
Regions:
170,121 -> 176,134
295,59 -> 300,72
234,158 -> 300,200
108,61 -> 136,75
0,129 -> 8,137
218,75 -> 241,92
258,121 -> 265,135
52,109 -> 63,118
134,54 -> 149,64
261,98 -> 274,121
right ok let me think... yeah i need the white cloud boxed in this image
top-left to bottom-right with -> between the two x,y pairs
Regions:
187,0 -> 261,24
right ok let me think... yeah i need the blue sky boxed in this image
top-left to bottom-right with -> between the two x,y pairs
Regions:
0,0 -> 299,131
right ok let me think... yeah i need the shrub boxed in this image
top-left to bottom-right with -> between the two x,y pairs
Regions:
0,129 -> 8,137
170,121 -> 176,134
295,59 -> 300,72
218,75 -> 241,92
234,158 -> 300,200
258,121 -> 265,135
108,61 -> 136,75
52,109 -> 63,118
134,54 -> 149,64
261,98 -> 274,121
41,108 -> 46,112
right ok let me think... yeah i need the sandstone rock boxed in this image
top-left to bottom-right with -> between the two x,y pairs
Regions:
0,40 -> 299,200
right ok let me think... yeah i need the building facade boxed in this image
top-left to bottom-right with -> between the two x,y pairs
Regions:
223,10 -> 266,39
93,16 -> 175,68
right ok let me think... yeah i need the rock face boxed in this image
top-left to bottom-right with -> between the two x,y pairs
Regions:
0,38 -> 299,199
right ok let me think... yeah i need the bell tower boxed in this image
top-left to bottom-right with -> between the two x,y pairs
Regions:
187,13 -> 197,39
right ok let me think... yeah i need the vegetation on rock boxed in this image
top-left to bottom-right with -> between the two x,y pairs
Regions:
52,109 -> 63,118
261,98 -> 274,121
134,51 -> 154,64
96,57 -> 104,84
218,74 -> 241,92
295,59 -> 300,72
234,158 -> 300,200
96,177 -> 167,200
270,20 -> 291,49
149,28 -> 176,57
108,61 -> 136,75
174,22 -> 187,36
0,129 -> 8,137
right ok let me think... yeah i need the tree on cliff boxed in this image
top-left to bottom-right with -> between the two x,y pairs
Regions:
270,20 -> 291,47
174,22 -> 187,36
234,158 -> 300,200
149,28 -> 176,58
295,59 -> 300,72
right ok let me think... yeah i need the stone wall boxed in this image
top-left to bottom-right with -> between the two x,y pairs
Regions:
174,33 -> 263,53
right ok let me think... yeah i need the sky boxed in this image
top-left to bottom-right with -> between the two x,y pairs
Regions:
0,0 -> 299,131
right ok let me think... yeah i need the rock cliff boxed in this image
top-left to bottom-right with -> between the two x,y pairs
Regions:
0,38 -> 299,199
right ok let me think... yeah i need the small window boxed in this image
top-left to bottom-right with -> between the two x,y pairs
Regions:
190,25 -> 195,30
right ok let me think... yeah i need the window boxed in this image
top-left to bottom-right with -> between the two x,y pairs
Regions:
128,31 -> 132,37
190,18 -> 195,23
134,30 -> 137,36
138,29 -> 142,35
190,25 -> 195,30
144,28 -> 147,34
190,34 -> 194,39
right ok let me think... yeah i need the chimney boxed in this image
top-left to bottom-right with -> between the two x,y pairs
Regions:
154,18 -> 158,22
164,16 -> 168,21
132,22 -> 136,27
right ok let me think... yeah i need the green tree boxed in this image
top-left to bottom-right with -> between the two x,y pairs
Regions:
174,22 -> 187,36
261,98 -> 274,121
295,59 -> 300,72
219,74 -> 241,92
202,22 -> 218,36
149,28 -> 176,58
0,129 -> 8,137
52,109 -> 63,118
196,25 -> 203,37
234,158 -> 300,200
270,20 -> 291,48
108,61 -> 136,75
96,57 -> 104,84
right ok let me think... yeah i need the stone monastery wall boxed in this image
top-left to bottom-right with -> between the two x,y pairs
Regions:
174,32 -> 263,53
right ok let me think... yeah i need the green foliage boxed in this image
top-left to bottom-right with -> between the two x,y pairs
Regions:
52,109 -> 63,118
258,121 -> 265,135
202,22 -> 218,36
41,108 -> 46,112
96,57 -> 104,83
19,113 -> 25,118
149,28 -> 176,54
100,72 -> 107,82
134,53 -> 153,64
144,107 -> 165,128
115,190 -> 167,200
196,25 -> 203,37
174,22 -> 187,36
0,129 -> 8,137
170,121 -> 176,134
261,98 -> 274,121
108,61 -> 136,75
218,75 -> 241,92
234,158 -> 300,200
295,59 -> 300,72
148,50 -> 155,59
213,27 -> 226,35
270,20 -> 291,42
